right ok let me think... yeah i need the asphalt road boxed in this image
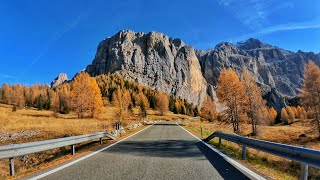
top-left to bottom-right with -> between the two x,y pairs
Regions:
28,122 -> 251,180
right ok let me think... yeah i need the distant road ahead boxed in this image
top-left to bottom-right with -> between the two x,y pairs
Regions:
27,122 -> 253,180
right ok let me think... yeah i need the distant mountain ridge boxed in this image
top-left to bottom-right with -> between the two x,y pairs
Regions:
83,30 -> 320,109
196,38 -> 320,96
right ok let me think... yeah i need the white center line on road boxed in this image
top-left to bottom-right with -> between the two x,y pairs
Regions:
29,125 -> 153,180
177,124 -> 266,180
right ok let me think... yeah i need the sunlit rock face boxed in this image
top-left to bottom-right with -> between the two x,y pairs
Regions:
51,73 -> 68,88
86,30 -> 207,107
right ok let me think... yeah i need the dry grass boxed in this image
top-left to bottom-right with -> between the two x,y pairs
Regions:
0,103 -> 189,179
0,103 -> 188,145
183,119 -> 320,179
0,104 -> 117,146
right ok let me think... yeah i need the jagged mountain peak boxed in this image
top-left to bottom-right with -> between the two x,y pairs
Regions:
111,29 -> 186,47
236,38 -> 272,50
215,42 -> 237,50
51,73 -> 68,88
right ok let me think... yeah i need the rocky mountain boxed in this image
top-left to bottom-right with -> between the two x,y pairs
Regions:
196,38 -> 320,97
85,30 -> 207,106
51,73 -> 68,88
85,30 -> 319,110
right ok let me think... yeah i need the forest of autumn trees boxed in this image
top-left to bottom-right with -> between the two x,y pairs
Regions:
1,83 -> 53,110
95,73 -> 199,119
280,105 -> 306,125
0,72 -> 199,120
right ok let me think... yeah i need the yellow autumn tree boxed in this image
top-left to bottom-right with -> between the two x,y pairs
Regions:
269,107 -> 277,122
301,61 -> 320,137
281,108 -> 289,124
200,95 -> 217,122
0,84 -> 11,103
242,68 -> 269,135
88,78 -> 104,118
300,107 -> 307,121
155,91 -> 169,116
70,72 -> 104,118
291,106 -> 298,118
217,68 -> 248,133
12,84 -> 25,108
135,92 -> 150,109
52,84 -> 71,114
112,87 -> 131,124
286,106 -> 295,124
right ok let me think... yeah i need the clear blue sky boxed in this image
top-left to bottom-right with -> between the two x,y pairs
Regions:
0,0 -> 319,85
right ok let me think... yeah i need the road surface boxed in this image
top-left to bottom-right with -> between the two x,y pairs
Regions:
26,122 -> 252,180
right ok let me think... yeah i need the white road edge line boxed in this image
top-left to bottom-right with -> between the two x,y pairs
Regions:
178,124 -> 266,180
29,125 -> 153,180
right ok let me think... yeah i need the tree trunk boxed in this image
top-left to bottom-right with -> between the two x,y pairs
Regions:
253,121 -> 257,136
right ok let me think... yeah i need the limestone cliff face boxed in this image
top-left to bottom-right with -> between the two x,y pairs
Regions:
86,30 -> 207,106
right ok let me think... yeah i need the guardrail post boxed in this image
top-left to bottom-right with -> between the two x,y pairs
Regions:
300,163 -> 308,180
218,137 -> 222,147
299,145 -> 308,180
100,138 -> 103,145
9,158 -> 14,176
71,145 -> 75,155
242,145 -> 247,160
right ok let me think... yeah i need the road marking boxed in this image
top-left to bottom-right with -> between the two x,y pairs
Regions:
178,124 -> 266,180
29,125 -> 153,180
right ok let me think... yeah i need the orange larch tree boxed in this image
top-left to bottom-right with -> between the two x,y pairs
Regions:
216,68 -> 248,133
155,91 -> 169,116
242,68 -> 269,135
301,61 -> 320,137
70,72 -> 104,118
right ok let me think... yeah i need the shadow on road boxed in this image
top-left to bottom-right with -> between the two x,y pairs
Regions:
102,138 -> 249,179
105,139 -> 204,158
153,123 -> 177,126
196,142 -> 249,180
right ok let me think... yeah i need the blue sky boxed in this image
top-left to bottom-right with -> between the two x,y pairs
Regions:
0,0 -> 319,85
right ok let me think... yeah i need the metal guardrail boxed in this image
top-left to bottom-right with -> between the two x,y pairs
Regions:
204,131 -> 320,180
0,132 -> 116,176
